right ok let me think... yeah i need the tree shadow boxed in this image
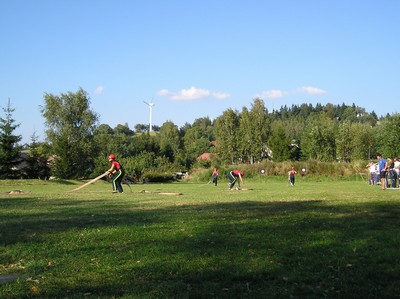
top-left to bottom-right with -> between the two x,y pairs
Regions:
1,198 -> 399,298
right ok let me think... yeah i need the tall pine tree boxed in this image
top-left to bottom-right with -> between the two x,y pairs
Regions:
0,99 -> 22,179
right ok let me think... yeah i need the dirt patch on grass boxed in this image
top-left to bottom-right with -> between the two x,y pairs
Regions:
139,190 -> 183,196
4,190 -> 30,195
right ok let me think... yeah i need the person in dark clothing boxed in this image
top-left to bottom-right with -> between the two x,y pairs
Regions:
227,169 -> 244,190
387,158 -> 398,188
377,153 -> 388,190
107,153 -> 124,193
212,167 -> 219,186
288,166 -> 297,186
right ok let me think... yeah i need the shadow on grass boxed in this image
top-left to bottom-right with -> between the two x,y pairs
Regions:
1,198 -> 399,298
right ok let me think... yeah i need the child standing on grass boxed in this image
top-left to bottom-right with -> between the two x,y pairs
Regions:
107,154 -> 124,193
212,167 -> 219,186
288,166 -> 297,186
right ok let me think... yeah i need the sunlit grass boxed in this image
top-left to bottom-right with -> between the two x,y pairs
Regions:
1,177 -> 399,298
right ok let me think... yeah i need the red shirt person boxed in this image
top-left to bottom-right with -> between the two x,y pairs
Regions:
227,169 -> 244,190
288,166 -> 297,186
107,154 -> 124,193
212,167 -> 219,186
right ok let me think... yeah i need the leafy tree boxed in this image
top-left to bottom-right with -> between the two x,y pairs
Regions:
342,106 -> 358,123
192,117 -> 214,139
350,123 -> 375,160
0,99 -> 22,179
238,107 -> 253,162
376,114 -> 400,157
323,103 -> 337,119
183,125 -> 213,165
107,124 -> 136,158
41,88 -> 99,178
134,123 -> 160,133
238,99 -> 269,163
336,119 -> 374,162
95,124 -> 113,135
181,118 -> 215,168
129,151 -> 158,176
134,123 -> 148,133
94,124 -> 143,159
114,123 -> 134,136
250,98 -> 269,161
282,118 -> 305,145
368,111 -> 379,126
336,121 -> 352,162
301,114 -> 337,161
158,121 -> 181,162
134,132 -> 159,155
214,108 -> 240,164
93,124 -> 115,160
272,116 -> 304,161
268,121 -> 291,162
179,122 -> 192,138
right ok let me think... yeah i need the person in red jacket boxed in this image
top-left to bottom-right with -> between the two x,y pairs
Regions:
107,154 -> 124,193
227,169 -> 244,190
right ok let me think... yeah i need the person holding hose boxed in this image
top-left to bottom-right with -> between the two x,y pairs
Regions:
227,169 -> 244,190
107,154 -> 124,193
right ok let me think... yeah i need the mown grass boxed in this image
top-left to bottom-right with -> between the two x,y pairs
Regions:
0,176 -> 399,298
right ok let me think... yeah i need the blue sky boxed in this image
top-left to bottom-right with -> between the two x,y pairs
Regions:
1,1 -> 399,144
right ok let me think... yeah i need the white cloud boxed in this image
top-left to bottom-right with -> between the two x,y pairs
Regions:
175,87 -> 209,100
300,86 -> 326,95
157,89 -> 171,97
257,90 -> 286,99
157,86 -> 230,101
95,86 -> 104,95
257,86 -> 326,100
212,92 -> 231,99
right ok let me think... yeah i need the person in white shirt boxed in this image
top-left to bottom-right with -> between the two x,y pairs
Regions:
367,160 -> 376,185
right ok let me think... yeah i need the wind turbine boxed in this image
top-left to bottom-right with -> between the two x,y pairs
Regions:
143,100 -> 155,132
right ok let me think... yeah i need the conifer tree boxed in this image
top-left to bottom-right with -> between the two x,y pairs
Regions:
0,99 -> 22,179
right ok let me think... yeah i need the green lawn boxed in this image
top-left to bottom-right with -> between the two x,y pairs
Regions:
0,177 -> 399,298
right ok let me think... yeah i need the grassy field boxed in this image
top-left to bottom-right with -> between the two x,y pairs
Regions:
0,176 -> 399,298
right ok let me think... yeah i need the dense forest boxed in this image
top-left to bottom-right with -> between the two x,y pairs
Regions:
1,89 -> 399,179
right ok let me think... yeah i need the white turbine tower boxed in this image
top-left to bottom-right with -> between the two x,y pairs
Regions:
143,100 -> 155,132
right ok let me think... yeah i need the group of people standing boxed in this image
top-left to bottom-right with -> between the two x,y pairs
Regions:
368,154 -> 400,190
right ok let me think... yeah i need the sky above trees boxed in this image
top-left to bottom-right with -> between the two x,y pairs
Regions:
1,1 -> 399,144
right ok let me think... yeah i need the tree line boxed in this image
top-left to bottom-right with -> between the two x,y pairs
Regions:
1,88 -> 399,179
